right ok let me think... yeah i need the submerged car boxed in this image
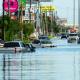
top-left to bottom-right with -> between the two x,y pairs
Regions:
32,39 -> 41,48
40,40 -> 56,48
32,39 -> 56,48
61,34 -> 67,39
3,41 -> 33,53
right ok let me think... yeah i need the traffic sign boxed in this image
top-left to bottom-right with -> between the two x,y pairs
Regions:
4,0 -> 18,13
40,6 -> 56,12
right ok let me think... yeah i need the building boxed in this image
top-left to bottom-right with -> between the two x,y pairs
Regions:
56,18 -> 67,27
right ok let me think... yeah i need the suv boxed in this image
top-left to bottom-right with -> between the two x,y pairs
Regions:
67,33 -> 79,43
4,41 -> 31,52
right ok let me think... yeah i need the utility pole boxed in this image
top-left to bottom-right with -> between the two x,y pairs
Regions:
2,0 -> 4,40
29,0 -> 32,22
73,1 -> 76,80
78,0 -> 80,33
73,1 -> 76,79
3,55 -> 5,80
8,0 -> 10,17
35,0 -> 40,35
73,0 -> 75,27
19,0 -> 23,41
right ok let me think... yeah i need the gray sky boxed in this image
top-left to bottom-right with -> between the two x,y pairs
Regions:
53,0 -> 78,25
0,0 -> 78,25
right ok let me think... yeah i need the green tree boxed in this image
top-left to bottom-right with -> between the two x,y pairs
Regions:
0,16 -> 21,41
0,15 -> 35,42
23,22 -> 34,43
5,19 -> 21,41
52,20 -> 60,35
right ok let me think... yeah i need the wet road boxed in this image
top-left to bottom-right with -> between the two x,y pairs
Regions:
0,38 -> 80,80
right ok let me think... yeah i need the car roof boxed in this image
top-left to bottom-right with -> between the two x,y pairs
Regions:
68,33 -> 78,34
5,41 -> 23,43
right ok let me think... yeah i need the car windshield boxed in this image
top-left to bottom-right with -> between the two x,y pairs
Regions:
39,36 -> 49,39
20,42 -> 25,47
68,34 -> 77,36
32,40 -> 40,44
4,42 -> 20,47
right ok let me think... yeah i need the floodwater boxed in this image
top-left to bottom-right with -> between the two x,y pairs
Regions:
0,38 -> 80,80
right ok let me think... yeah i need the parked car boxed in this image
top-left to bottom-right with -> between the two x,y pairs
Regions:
40,40 -> 56,48
67,33 -> 79,43
0,39 -> 5,47
61,34 -> 67,39
3,41 -> 32,53
32,39 -> 56,48
38,35 -> 50,40
32,39 -> 41,48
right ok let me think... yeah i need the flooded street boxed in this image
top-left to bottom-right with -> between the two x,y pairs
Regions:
0,38 -> 80,80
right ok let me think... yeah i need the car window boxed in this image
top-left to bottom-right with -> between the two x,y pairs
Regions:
41,41 -> 52,44
69,34 -> 78,36
4,42 -> 20,47
39,36 -> 49,39
32,40 -> 40,44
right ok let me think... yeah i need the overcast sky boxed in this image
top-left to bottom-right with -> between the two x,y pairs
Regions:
53,0 -> 78,25
0,0 -> 78,25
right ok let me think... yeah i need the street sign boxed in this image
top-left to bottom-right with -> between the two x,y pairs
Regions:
4,0 -> 18,13
19,0 -> 26,7
40,6 -> 56,12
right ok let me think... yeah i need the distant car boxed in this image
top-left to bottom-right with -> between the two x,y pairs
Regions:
38,35 -> 50,40
40,40 -> 55,48
32,39 -> 41,48
61,34 -> 67,39
0,39 -> 5,47
77,37 -> 80,44
67,33 -> 79,43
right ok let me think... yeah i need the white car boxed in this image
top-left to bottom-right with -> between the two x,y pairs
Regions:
40,40 -> 55,48
3,41 -> 31,53
32,40 -> 41,48
67,33 -> 79,43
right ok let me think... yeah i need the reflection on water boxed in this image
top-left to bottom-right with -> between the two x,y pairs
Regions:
0,39 -> 80,80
